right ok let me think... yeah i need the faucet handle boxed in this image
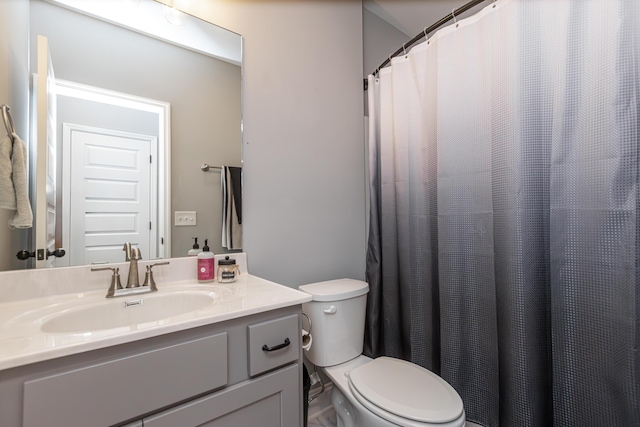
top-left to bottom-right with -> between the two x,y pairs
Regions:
131,247 -> 142,261
142,261 -> 170,292
91,267 -> 123,298
122,242 -> 131,261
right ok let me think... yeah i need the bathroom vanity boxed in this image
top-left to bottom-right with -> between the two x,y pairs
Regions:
0,255 -> 311,427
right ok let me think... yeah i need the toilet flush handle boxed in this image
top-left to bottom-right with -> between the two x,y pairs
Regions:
323,305 -> 337,314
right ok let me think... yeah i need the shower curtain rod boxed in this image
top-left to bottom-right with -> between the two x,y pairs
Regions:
364,0 -> 490,90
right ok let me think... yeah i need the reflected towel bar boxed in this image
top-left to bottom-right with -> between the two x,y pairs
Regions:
201,164 -> 222,172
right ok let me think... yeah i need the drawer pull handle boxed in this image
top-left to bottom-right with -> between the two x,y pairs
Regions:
262,338 -> 291,352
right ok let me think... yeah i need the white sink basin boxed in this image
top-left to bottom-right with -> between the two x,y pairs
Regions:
41,291 -> 216,334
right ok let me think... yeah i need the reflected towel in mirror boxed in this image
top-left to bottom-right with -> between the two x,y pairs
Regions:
221,166 -> 242,250
0,131 -> 33,229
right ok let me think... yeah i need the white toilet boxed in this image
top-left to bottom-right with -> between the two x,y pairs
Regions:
299,279 -> 466,427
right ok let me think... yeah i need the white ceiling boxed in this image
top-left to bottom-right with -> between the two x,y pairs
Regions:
364,0 -> 487,37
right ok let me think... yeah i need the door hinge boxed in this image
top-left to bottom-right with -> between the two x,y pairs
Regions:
150,155 -> 152,163
149,221 -> 152,230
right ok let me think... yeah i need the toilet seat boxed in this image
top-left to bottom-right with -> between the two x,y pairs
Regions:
348,357 -> 464,426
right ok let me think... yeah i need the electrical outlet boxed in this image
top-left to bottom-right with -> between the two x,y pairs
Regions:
175,211 -> 197,226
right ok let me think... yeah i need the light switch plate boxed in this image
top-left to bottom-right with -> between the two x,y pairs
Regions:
175,211 -> 197,226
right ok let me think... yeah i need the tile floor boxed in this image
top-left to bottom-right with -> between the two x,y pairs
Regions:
306,382 -> 483,427
307,383 -> 337,427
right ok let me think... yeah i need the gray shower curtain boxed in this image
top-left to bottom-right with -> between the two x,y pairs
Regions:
365,1 -> 640,426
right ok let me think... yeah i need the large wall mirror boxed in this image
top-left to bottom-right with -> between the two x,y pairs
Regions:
1,0 -> 242,271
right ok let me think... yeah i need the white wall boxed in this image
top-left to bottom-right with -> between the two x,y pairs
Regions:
0,0 -> 30,271
165,0 -> 367,287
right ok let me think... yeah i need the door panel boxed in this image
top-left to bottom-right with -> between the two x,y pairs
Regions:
64,124 -> 155,266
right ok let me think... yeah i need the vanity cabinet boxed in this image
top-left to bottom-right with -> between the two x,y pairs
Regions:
144,364 -> 298,426
0,306 -> 302,427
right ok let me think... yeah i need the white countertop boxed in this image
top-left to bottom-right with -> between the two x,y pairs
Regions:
0,256 -> 312,371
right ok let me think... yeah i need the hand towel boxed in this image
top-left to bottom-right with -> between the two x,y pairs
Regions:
9,132 -> 33,228
0,132 -> 16,210
0,130 -> 33,229
221,166 -> 242,250
228,166 -> 242,225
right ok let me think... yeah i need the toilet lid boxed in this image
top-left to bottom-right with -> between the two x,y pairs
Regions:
348,357 -> 464,424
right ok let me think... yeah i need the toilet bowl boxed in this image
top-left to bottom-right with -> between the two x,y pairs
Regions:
299,279 -> 465,427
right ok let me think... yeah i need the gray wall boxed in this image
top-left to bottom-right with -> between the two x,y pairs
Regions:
176,0 -> 367,287
1,0 -> 368,286
30,0 -> 242,258
0,0 -> 30,271
363,7 -> 410,79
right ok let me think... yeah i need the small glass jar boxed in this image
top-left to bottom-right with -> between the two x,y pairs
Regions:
217,256 -> 240,283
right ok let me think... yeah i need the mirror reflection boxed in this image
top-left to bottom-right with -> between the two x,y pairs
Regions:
1,0 -> 242,271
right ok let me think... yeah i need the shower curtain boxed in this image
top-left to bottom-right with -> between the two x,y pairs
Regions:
365,1 -> 640,426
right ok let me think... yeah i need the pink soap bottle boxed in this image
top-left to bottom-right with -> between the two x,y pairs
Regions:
197,239 -> 215,283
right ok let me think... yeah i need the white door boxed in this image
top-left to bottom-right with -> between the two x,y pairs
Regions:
34,35 -> 58,268
63,124 -> 156,266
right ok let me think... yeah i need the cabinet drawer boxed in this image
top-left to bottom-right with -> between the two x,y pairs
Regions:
143,364 -> 300,427
248,314 -> 299,376
23,333 -> 228,427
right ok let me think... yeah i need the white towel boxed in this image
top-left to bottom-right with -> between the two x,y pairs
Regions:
9,132 -> 32,229
0,131 -> 33,229
0,133 -> 15,210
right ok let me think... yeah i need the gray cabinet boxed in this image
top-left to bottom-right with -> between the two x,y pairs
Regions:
0,306 -> 302,427
144,364 -> 299,427
248,314 -> 299,377
23,333 -> 229,427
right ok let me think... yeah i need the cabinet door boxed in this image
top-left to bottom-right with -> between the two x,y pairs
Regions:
23,333 -> 228,427
144,364 -> 300,427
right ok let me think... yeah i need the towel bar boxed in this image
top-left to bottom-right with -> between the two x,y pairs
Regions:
201,164 -> 222,172
1,105 -> 16,140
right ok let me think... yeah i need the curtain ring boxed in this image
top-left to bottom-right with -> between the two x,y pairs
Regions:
452,8 -> 457,23
402,43 -> 407,56
424,26 -> 428,38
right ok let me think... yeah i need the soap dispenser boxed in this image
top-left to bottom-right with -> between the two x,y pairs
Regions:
197,239 -> 215,283
188,237 -> 201,256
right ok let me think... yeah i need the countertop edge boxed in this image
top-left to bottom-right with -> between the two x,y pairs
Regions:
0,275 -> 312,372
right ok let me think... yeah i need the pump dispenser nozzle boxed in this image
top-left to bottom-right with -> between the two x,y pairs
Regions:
188,237 -> 201,256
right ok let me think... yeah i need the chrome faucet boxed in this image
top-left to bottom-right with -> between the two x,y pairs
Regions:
123,243 -> 142,288
91,243 -> 170,298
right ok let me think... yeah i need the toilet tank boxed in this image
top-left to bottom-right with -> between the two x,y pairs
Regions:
298,279 -> 369,367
